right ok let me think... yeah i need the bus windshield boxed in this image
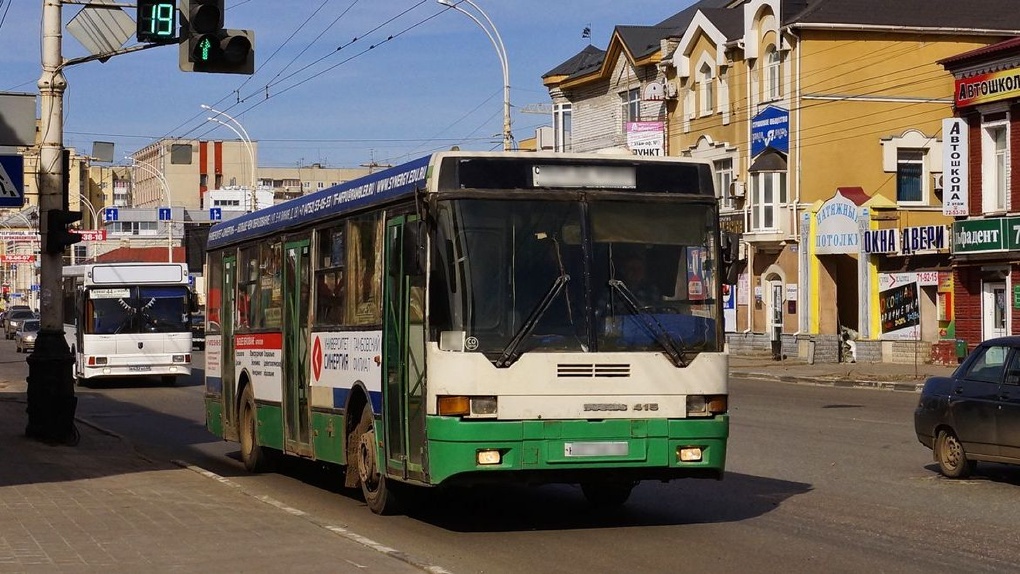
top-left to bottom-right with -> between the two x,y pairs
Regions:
85,285 -> 191,335
431,198 -> 720,362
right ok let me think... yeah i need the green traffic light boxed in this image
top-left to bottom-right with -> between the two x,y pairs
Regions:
198,37 -> 213,61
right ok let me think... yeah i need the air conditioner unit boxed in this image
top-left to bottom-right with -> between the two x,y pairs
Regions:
933,173 -> 944,190
729,180 -> 745,197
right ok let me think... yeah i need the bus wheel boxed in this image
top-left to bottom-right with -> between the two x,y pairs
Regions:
581,481 -> 636,507
354,404 -> 399,515
239,385 -> 269,473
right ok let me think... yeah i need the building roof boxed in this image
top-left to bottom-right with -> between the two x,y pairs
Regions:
546,0 -> 1020,83
788,0 -> 1020,30
95,246 -> 185,264
542,44 -> 605,79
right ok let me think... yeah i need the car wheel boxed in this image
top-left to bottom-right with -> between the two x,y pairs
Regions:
935,429 -> 976,479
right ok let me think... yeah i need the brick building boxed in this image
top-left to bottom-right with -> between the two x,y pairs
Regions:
942,38 -> 1020,351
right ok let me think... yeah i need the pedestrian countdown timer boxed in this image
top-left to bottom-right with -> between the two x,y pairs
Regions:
137,1 -> 179,44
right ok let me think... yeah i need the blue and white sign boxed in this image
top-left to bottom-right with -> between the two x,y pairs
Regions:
750,105 -> 790,157
158,207 -> 172,221
0,155 -> 25,207
209,207 -> 222,221
104,207 -> 119,221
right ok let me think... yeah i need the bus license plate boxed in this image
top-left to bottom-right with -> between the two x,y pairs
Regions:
564,441 -> 628,457
129,365 -> 151,372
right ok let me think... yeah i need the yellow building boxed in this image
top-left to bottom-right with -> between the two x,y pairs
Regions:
544,0 -> 1020,362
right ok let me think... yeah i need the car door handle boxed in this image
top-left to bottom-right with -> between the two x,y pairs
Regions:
954,386 -> 965,395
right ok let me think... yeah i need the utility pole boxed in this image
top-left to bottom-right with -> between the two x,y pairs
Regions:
26,0 -> 78,445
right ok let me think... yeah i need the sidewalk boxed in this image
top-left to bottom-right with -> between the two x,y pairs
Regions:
0,379 -> 430,573
730,355 -> 957,392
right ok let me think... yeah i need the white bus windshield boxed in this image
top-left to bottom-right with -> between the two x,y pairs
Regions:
431,198 -> 720,362
85,285 -> 191,335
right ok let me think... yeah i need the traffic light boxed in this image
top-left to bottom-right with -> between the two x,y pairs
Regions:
136,1 -> 179,44
46,210 -> 83,255
179,0 -> 254,75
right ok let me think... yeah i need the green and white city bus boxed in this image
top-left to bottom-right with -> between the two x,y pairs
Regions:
204,151 -> 733,514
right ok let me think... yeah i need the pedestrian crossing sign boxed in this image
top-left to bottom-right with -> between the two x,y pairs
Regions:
0,155 -> 24,207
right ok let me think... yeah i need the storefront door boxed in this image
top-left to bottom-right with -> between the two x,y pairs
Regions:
982,281 -> 1007,341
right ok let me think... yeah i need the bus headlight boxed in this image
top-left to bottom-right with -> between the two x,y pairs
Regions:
476,449 -> 502,465
677,446 -> 703,462
438,396 -> 498,417
687,395 -> 727,417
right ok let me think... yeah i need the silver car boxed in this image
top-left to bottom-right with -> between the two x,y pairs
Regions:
5,310 -> 35,340
15,319 -> 40,353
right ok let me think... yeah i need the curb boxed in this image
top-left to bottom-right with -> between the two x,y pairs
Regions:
732,370 -> 925,393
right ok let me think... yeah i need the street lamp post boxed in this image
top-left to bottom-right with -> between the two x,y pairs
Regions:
78,194 -> 101,262
128,160 -> 174,262
202,104 -> 258,211
437,0 -> 512,151
205,116 -> 257,211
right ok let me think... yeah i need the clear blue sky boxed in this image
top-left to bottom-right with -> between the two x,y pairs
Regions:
0,1 -> 694,169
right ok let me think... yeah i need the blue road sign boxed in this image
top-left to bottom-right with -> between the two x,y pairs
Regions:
209,207 -> 222,221
104,207 -> 119,221
0,155 -> 25,208
158,207 -> 172,221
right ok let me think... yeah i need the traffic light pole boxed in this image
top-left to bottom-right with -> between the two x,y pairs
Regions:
26,0 -> 77,445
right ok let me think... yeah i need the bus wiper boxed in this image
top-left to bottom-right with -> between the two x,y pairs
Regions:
495,274 -> 570,368
608,279 -> 689,367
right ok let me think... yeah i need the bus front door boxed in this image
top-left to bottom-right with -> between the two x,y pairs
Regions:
221,256 -> 238,440
383,216 -> 426,482
283,238 -> 312,456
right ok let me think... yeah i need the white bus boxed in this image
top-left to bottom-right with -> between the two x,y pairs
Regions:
204,151 -> 734,514
62,262 -> 194,385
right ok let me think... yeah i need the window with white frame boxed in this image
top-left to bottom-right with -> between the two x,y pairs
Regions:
750,171 -> 787,231
621,88 -> 640,126
554,103 -> 572,152
699,63 -> 714,116
714,158 -> 735,209
982,117 -> 1009,213
896,149 -> 925,203
765,46 -> 781,101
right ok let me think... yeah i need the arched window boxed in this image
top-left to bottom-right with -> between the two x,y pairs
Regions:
765,46 -> 781,101
699,63 -> 714,115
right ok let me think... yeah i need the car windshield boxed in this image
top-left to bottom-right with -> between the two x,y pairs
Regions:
21,320 -> 39,332
9,310 -> 33,319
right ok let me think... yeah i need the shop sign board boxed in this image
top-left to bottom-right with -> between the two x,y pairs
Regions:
942,118 -> 969,216
625,121 -> 664,156
814,190 -> 863,255
863,225 -> 948,255
951,217 -> 1020,253
879,273 -> 921,340
750,106 -> 789,157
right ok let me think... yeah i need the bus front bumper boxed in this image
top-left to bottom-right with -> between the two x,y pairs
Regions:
423,415 -> 728,486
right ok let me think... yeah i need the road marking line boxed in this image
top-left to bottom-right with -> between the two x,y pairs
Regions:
171,459 -> 453,574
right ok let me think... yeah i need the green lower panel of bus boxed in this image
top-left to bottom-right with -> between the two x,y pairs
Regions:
256,403 -> 285,451
310,411 -> 346,464
423,415 -> 729,486
206,398 -> 224,437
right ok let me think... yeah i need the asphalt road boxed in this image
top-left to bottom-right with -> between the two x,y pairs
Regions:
4,344 -> 1020,573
